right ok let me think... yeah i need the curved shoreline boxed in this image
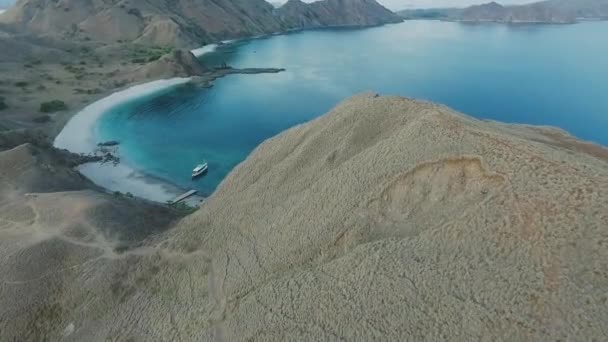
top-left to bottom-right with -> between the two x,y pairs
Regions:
55,78 -> 191,153
54,78 -> 193,202
53,40 -> 287,204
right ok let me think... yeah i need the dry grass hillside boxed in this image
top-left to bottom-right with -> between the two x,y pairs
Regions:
1,94 -> 607,340
0,0 -> 401,47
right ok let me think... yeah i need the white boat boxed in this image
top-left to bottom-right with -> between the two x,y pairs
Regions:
192,162 -> 208,178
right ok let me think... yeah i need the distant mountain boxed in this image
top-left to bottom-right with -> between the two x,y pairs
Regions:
277,0 -> 402,28
0,0 -> 282,47
0,0 -> 402,47
399,0 -> 608,24
461,1 -> 576,23
397,8 -> 462,20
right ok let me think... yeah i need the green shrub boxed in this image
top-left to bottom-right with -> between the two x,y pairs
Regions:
15,81 -> 28,88
40,100 -> 68,113
0,97 -> 7,111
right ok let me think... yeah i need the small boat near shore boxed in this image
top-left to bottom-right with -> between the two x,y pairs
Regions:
192,162 -> 208,179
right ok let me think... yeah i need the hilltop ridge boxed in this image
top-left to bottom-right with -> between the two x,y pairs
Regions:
1,94 -> 606,340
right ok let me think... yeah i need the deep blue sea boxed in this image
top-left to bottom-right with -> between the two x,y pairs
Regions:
97,20 -> 608,196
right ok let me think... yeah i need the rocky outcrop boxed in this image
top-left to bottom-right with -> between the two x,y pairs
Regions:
1,94 -> 606,340
277,0 -> 402,28
0,0 -> 402,47
131,49 -> 209,80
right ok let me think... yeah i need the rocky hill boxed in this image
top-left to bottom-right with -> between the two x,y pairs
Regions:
400,0 -> 608,23
461,1 -> 575,23
1,94 -> 606,340
277,0 -> 402,28
0,0 -> 401,47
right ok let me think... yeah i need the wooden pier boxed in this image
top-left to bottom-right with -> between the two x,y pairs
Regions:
170,189 -> 198,204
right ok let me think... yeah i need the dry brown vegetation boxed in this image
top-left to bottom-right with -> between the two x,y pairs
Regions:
1,94 -> 606,341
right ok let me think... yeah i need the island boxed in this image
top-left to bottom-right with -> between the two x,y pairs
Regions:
398,0 -> 608,24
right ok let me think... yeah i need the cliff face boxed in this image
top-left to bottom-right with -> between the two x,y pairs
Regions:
1,94 -> 607,340
0,0 -> 401,47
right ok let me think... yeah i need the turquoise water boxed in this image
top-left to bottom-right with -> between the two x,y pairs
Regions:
98,21 -> 608,196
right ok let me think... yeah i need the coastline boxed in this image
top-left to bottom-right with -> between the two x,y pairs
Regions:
53,43 -> 284,204
54,78 -> 195,203
52,21 -> 608,205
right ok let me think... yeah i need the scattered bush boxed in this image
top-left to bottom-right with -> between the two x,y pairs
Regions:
148,55 -> 161,62
113,80 -> 128,88
32,115 -> 51,123
15,81 -> 28,88
40,100 -> 68,113
0,97 -> 7,111
127,8 -> 142,18
167,201 -> 198,215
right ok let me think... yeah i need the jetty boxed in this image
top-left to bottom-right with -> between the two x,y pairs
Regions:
170,190 -> 198,204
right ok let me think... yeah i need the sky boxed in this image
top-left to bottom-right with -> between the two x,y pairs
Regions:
0,0 -> 537,11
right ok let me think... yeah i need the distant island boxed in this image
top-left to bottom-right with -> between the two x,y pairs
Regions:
398,0 -> 608,24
